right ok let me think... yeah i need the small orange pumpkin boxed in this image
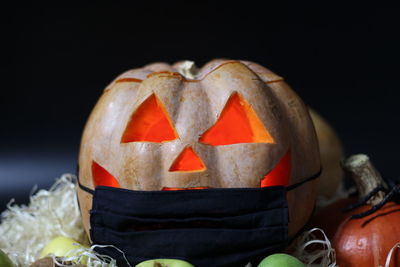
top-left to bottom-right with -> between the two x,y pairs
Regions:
310,197 -> 356,239
77,59 -> 321,238
329,154 -> 400,267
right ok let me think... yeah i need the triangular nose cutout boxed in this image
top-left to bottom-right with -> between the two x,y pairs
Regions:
169,147 -> 206,172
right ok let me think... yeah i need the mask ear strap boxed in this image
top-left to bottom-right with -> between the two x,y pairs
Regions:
286,167 -> 322,191
285,167 -> 322,245
76,164 -> 95,195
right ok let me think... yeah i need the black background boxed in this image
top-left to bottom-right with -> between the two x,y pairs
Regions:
1,3 -> 400,210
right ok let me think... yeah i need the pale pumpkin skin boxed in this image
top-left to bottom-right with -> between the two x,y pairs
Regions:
77,59 -> 321,238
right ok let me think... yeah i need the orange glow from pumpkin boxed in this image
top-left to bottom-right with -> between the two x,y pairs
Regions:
92,161 -> 120,188
260,150 -> 291,187
121,94 -> 178,143
169,146 -> 206,172
162,186 -> 210,191
199,92 -> 274,146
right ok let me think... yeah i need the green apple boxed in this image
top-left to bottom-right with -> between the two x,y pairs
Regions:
135,258 -> 195,267
258,253 -> 305,267
0,249 -> 15,267
40,236 -> 88,264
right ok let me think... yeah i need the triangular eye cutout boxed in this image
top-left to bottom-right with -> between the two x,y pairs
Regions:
121,94 -> 179,143
199,92 -> 274,146
169,146 -> 206,172
92,161 -> 120,188
260,150 -> 291,187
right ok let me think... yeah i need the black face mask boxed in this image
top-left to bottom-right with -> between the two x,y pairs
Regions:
78,171 -> 320,267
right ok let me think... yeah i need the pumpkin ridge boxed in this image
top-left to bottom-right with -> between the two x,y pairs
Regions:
196,79 -> 223,187
110,61 -> 285,86
115,78 -> 143,83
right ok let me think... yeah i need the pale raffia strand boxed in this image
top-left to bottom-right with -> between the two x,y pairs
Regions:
293,228 -> 337,267
0,174 -> 119,267
50,244 -> 129,267
384,242 -> 400,267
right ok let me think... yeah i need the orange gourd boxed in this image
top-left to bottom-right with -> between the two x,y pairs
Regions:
324,154 -> 400,267
311,197 -> 356,240
333,202 -> 400,267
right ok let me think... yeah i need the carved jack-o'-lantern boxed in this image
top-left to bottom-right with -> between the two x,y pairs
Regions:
77,59 -> 320,239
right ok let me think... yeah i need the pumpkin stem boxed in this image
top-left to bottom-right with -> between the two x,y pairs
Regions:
175,60 -> 199,79
342,154 -> 387,205
350,185 -> 400,219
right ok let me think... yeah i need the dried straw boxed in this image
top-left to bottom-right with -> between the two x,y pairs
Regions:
7,174 -> 398,267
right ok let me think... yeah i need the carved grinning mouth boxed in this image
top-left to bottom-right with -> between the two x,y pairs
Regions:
162,186 -> 211,191
260,149 -> 291,187
162,149 -> 291,190
90,149 -> 291,190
